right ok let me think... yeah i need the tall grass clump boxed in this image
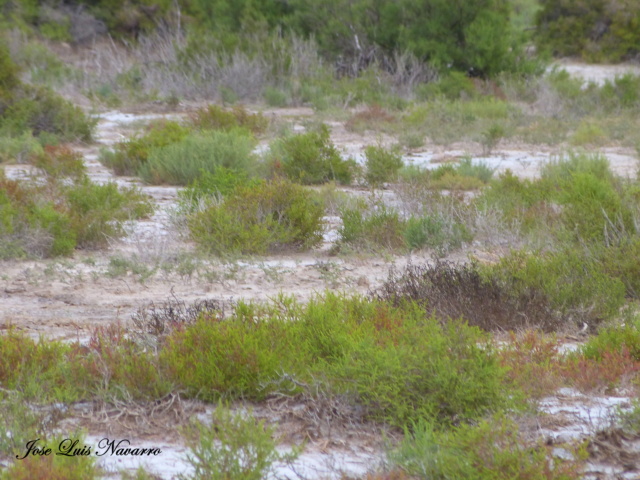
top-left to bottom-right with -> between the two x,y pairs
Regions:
187,179 -> 324,256
139,130 -> 257,185
268,125 -> 355,185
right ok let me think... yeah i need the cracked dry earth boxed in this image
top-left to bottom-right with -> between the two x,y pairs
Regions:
3,62 -> 640,478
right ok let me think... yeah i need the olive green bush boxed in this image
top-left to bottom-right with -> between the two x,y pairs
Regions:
0,41 -> 94,143
187,179 -> 324,255
161,293 -> 515,426
0,169 -> 152,258
139,130 -> 257,185
364,144 -> 404,186
267,125 -> 355,185
536,0 -> 640,62
99,120 -> 190,176
390,415 -> 585,480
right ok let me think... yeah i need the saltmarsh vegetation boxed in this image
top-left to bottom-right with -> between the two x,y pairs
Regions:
0,169 -> 152,259
5,289 -> 636,477
0,40 -> 94,154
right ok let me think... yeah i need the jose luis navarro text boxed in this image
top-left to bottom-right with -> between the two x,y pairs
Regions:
16,438 -> 162,459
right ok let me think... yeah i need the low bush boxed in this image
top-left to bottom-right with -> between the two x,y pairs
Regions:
580,318 -> 640,362
100,120 -> 190,176
375,262 -> 562,332
338,201 -> 406,252
76,323 -> 173,400
182,168 -> 258,199
389,416 -> 585,480
431,157 -> 495,190
1,84 -> 95,142
485,249 -> 626,328
345,105 -> 396,134
403,215 -> 472,257
65,178 -> 153,249
0,329 -> 80,402
562,347 -> 640,393
0,391 -> 61,462
180,405 -> 298,480
161,293 -> 515,427
0,171 -> 152,258
0,43 -> 94,141
139,130 -> 257,185
187,179 -> 324,255
188,104 -> 268,135
536,0 -> 640,62
0,131 -> 43,164
324,308 -> 511,427
267,124 -> 355,185
364,145 -> 404,186
30,144 -> 86,178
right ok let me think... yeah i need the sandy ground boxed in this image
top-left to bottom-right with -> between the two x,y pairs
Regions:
2,62 -> 640,478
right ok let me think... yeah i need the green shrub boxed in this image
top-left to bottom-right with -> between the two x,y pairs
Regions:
160,293 -> 515,427
180,405 -> 298,480
485,249 -> 626,327
65,179 -> 153,249
268,124 -> 355,185
0,329 -> 80,402
364,145 -> 404,186
403,215 -> 472,256
0,171 -> 152,257
0,131 -> 43,164
390,416 -> 585,480
263,86 -> 289,107
161,305 -> 298,400
100,120 -> 190,176
455,157 -> 496,183
417,71 -> 477,100
78,323 -> 172,400
0,41 -> 94,142
536,0 -> 640,62
189,104 -> 268,135
541,152 -> 613,184
338,201 -> 406,251
139,130 -> 257,185
178,167 -> 262,210
188,179 -> 324,255
580,317 -> 640,362
600,238 -> 640,299
570,120 -> 608,146
325,306 -> 512,426
0,391 -> 54,462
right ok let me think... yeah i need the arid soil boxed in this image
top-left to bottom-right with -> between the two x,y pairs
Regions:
2,63 -> 640,479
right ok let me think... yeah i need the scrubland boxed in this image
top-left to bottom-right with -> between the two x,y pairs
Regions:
3,1 -> 640,478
